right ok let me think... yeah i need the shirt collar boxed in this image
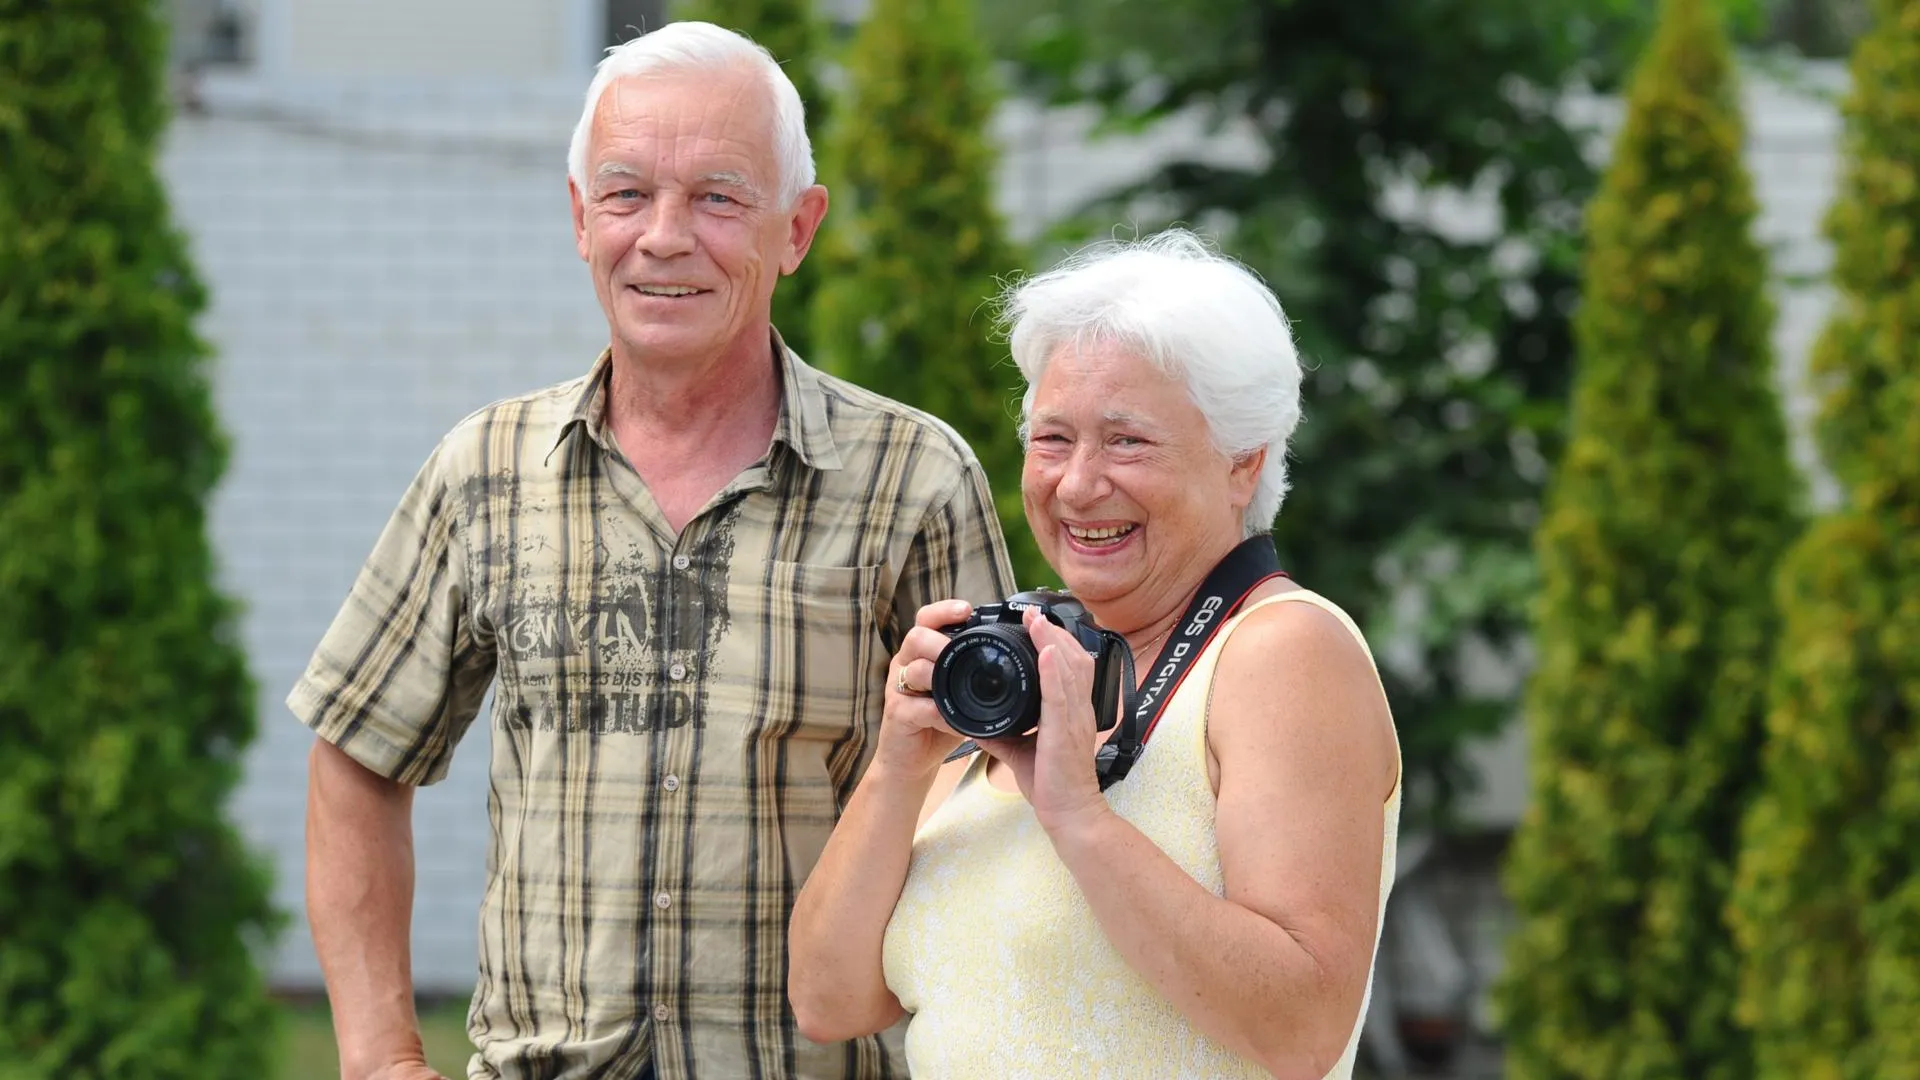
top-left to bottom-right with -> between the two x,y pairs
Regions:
548,329 -> 843,471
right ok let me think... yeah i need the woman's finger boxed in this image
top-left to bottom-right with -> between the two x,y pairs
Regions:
1044,642 -> 1081,709
1026,611 -> 1095,682
900,624 -> 958,663
892,657 -> 936,697
913,599 -> 974,630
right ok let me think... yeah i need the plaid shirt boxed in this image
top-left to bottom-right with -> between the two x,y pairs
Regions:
289,335 -> 1016,1080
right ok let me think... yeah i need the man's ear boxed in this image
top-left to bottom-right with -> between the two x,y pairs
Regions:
781,185 -> 830,275
569,178 -> 590,261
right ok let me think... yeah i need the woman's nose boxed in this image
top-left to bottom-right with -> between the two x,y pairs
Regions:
1054,445 -> 1109,505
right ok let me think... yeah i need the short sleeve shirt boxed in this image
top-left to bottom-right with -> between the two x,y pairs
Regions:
288,335 -> 1017,1080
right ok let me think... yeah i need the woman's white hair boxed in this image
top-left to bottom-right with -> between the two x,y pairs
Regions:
566,21 -> 815,208
999,228 -> 1304,537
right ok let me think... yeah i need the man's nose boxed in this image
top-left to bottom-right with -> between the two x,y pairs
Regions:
637,195 -> 696,258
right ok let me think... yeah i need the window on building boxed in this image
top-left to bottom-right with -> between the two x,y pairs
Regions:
604,0 -> 669,48
168,0 -> 252,70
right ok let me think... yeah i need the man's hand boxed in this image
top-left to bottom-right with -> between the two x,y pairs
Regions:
364,1060 -> 448,1080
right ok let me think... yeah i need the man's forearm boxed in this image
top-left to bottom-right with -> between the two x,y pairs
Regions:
305,739 -> 431,1077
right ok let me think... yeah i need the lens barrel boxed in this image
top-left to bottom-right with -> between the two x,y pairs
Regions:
931,623 -> 1042,739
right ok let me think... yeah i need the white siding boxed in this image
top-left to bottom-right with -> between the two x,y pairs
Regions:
164,111 -> 606,990
283,0 -> 568,80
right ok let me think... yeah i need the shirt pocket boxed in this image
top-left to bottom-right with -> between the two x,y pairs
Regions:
752,560 -> 889,745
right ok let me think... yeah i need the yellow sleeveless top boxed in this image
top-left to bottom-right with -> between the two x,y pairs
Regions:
880,590 -> 1401,1079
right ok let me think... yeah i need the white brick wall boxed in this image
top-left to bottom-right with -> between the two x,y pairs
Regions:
164,109 -> 606,991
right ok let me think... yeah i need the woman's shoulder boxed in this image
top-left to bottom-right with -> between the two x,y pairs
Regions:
1208,582 -> 1399,794
1228,582 -> 1374,663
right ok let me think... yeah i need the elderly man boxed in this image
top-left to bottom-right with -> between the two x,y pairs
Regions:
292,21 -> 1015,1080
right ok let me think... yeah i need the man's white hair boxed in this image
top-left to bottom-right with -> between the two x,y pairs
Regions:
566,21 -> 815,208
997,228 -> 1305,537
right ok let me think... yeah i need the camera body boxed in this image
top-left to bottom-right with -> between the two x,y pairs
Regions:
930,589 -> 1125,740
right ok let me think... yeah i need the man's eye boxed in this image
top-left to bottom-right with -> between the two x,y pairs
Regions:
701,192 -> 735,205
611,189 -> 642,201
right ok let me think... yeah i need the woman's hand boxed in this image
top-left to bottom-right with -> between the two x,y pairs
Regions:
976,607 -> 1111,835
873,599 -> 974,778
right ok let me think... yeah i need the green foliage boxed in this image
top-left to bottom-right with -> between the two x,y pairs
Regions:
1493,1 -> 1802,1076
1729,2 -> 1920,1076
979,0 -> 1643,817
670,0 -> 835,359
0,4 -> 282,1077
808,0 -> 1046,586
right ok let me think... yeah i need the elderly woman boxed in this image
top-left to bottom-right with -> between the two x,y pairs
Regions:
788,229 -> 1401,1079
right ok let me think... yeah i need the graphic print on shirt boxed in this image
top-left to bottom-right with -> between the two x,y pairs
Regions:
482,475 -> 736,735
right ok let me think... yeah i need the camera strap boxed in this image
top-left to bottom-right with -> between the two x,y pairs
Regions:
943,534 -> 1287,791
1093,533 -> 1286,789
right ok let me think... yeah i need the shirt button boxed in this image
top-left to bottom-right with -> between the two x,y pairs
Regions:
672,553 -> 691,571
654,891 -> 672,910
662,775 -> 680,792
668,662 -> 687,681
653,1003 -> 671,1022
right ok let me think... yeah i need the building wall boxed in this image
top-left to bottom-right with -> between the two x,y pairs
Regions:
164,111 -> 606,992
282,0 -> 568,80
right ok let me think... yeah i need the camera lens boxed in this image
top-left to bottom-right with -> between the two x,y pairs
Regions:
956,644 -> 1020,714
931,623 -> 1041,739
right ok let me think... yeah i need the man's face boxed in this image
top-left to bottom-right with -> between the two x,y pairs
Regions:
569,67 -> 826,368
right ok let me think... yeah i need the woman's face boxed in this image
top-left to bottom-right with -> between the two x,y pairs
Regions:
1021,340 -> 1264,636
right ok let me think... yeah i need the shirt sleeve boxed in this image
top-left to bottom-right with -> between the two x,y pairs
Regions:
286,437 -> 496,786
892,452 -> 1019,638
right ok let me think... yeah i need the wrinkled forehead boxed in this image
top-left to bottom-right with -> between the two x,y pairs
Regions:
1028,340 -> 1202,431
589,67 -> 779,173
1037,338 -> 1185,398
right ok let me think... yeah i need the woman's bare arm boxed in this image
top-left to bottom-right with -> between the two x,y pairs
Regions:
1039,602 -> 1398,1078
788,603 -> 978,1044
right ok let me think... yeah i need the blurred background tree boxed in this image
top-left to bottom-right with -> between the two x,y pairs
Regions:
1492,0 -> 1802,1077
0,2 -> 283,1078
670,0 -> 836,360
1729,2 -> 1920,1078
974,0 -> 1667,821
808,0 -> 1047,587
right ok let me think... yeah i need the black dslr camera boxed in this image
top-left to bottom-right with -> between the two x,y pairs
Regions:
930,589 -> 1129,740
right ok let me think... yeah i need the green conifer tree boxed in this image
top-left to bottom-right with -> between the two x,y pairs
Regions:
1493,0 -> 1802,1076
671,0 -> 834,360
0,4 -> 282,1077
1729,3 -> 1920,1077
809,0 -> 1044,585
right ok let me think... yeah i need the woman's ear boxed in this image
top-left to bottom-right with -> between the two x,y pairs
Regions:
1228,446 -> 1267,509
